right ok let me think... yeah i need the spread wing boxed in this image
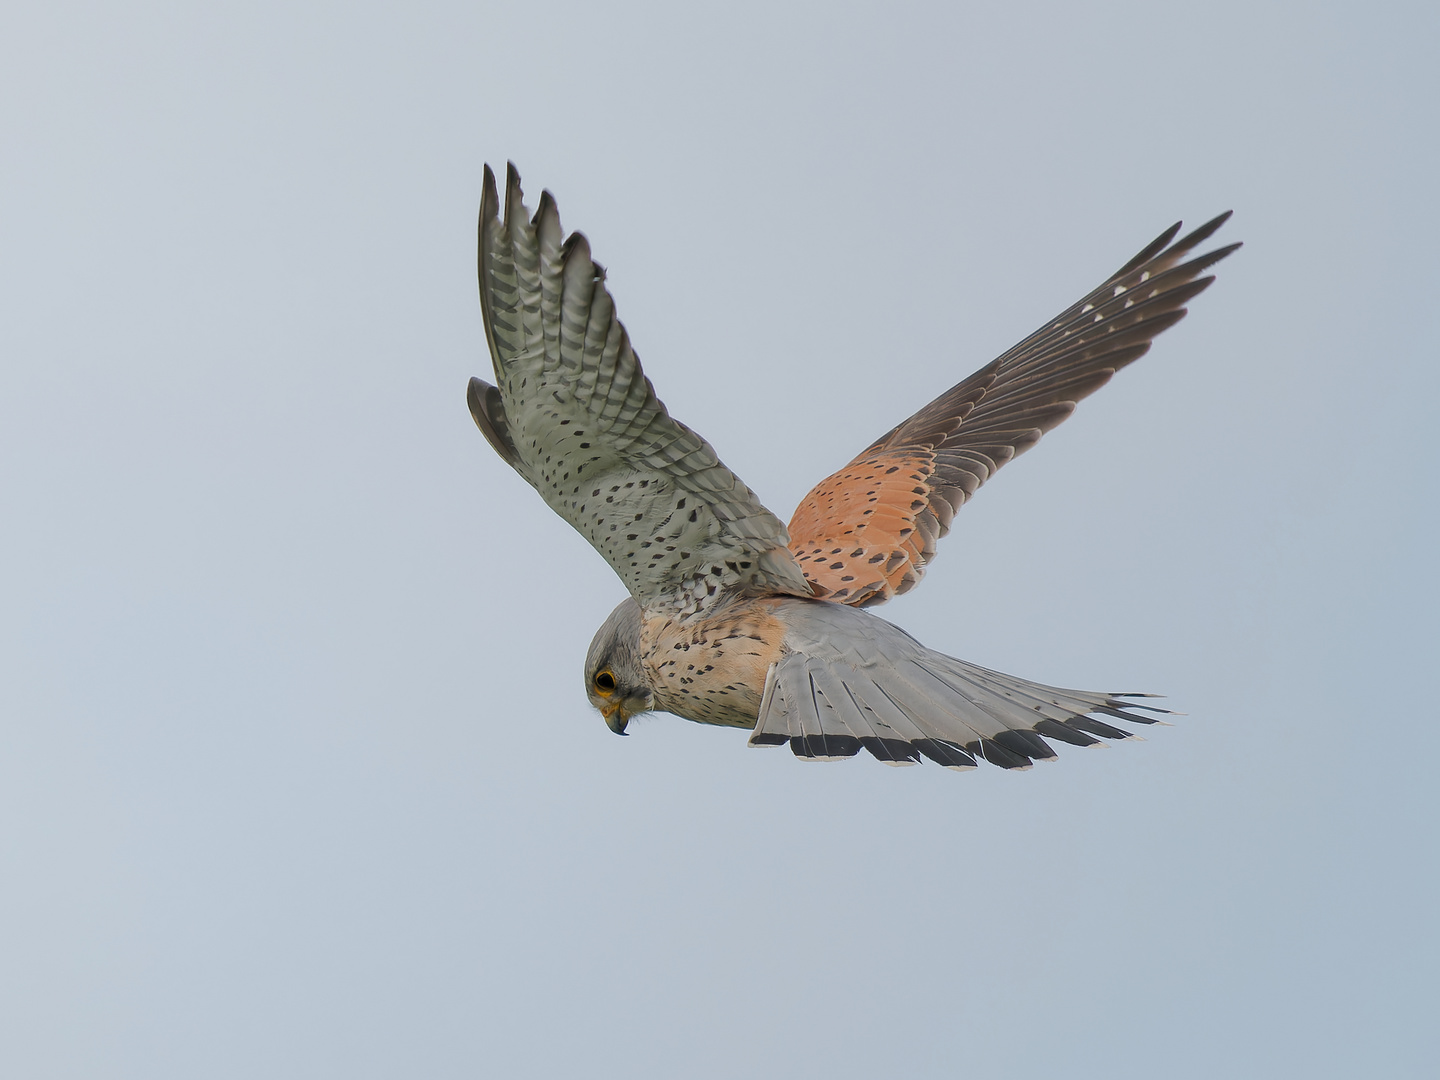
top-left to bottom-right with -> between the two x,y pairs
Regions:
787,214 -> 1241,606
470,164 -> 812,614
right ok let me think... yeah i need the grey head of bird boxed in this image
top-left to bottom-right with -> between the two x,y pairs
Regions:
584,598 -> 655,735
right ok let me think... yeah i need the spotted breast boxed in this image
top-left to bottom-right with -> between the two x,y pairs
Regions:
640,600 -> 787,728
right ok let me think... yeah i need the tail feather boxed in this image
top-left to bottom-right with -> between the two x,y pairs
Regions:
750,602 -> 1171,771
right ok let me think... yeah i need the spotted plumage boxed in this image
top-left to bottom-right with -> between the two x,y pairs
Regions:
642,601 -> 786,727
469,163 -> 1239,771
788,449 -> 942,605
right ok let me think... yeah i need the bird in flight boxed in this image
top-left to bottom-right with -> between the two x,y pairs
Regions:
468,164 -> 1238,771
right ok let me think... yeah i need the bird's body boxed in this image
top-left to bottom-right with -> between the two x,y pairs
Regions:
469,164 -> 1239,772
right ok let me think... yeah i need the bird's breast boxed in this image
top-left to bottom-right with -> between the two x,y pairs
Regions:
640,600 -> 788,728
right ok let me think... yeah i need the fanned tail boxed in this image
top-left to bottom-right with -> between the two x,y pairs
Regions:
750,601 -> 1170,770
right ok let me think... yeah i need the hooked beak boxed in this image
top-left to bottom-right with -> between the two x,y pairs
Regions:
601,700 -> 630,736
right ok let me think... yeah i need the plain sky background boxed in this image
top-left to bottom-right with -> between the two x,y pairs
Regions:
2,2 -> 1436,1077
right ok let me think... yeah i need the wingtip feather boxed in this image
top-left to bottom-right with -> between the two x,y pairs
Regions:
533,190 -> 564,250
1174,209 -> 1235,251
1114,220 -> 1183,278
480,164 -> 499,224
503,163 -> 531,234
562,230 -> 593,267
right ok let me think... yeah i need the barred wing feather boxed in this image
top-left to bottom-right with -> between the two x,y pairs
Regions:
472,164 -> 811,613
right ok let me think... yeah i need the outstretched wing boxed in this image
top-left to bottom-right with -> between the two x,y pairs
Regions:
788,214 -> 1241,606
471,164 -> 812,614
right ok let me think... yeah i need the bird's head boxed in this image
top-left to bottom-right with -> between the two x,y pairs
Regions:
584,598 -> 654,735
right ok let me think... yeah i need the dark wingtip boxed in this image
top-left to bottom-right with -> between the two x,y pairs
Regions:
1166,211 -> 1238,264
1201,240 -> 1244,268
466,375 -> 487,417
1116,211 -> 1237,280
1114,220 -> 1184,277
534,189 -> 558,230
503,162 -> 527,229
1178,209 -> 1234,249
480,164 -> 499,228
561,230 -> 592,266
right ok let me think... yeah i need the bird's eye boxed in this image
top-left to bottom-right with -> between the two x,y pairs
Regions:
594,670 -> 617,695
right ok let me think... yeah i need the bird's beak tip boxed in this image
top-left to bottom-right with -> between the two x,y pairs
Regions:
601,702 -> 630,736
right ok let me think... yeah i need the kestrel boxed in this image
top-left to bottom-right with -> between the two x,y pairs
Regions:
468,164 -> 1238,771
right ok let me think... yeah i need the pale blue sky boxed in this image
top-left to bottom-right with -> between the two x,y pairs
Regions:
2,2 -> 1436,1077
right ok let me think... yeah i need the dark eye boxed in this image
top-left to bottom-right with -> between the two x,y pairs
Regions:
594,670 -> 617,694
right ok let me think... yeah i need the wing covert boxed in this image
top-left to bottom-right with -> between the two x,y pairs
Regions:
472,164 -> 812,614
788,213 -> 1240,606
